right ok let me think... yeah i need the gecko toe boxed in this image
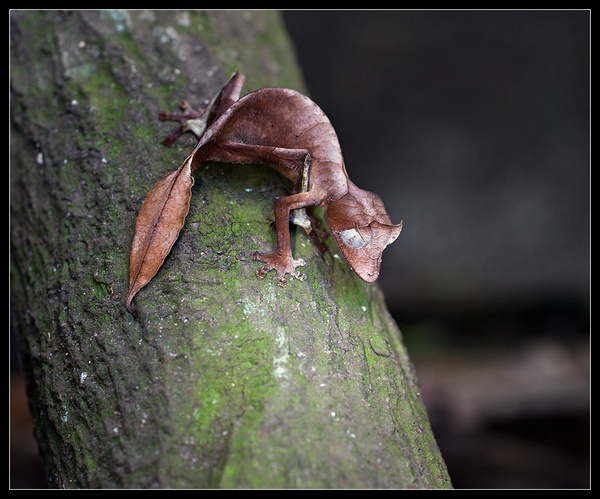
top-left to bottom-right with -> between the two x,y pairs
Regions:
256,265 -> 270,280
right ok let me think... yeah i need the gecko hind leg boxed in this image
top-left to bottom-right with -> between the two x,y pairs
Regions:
159,72 -> 246,146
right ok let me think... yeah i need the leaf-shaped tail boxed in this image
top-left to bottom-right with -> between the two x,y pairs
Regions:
126,155 -> 194,314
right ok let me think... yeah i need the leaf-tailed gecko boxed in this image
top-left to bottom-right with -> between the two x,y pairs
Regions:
126,71 -> 401,313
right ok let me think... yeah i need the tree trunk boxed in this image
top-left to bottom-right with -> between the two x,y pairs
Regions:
10,10 -> 451,489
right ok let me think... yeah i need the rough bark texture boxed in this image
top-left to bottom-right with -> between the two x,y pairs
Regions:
10,10 -> 452,489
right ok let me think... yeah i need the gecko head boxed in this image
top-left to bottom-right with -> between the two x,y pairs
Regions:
325,183 -> 402,282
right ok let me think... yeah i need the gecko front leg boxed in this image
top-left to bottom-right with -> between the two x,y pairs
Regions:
289,153 -> 313,232
252,189 -> 327,285
287,154 -> 328,254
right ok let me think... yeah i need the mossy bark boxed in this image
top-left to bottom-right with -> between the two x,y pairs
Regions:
10,10 -> 451,489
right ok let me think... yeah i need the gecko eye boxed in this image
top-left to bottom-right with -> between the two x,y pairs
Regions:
338,228 -> 365,248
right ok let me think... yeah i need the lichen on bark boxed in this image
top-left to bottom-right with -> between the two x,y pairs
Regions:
10,10 -> 451,488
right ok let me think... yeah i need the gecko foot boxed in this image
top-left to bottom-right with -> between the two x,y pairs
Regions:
252,251 -> 305,285
158,101 -> 206,146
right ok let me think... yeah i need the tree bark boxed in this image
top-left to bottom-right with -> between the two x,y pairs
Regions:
10,10 -> 451,489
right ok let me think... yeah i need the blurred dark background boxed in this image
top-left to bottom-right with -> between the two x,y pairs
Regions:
282,9 -> 589,489
11,10 -> 589,489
